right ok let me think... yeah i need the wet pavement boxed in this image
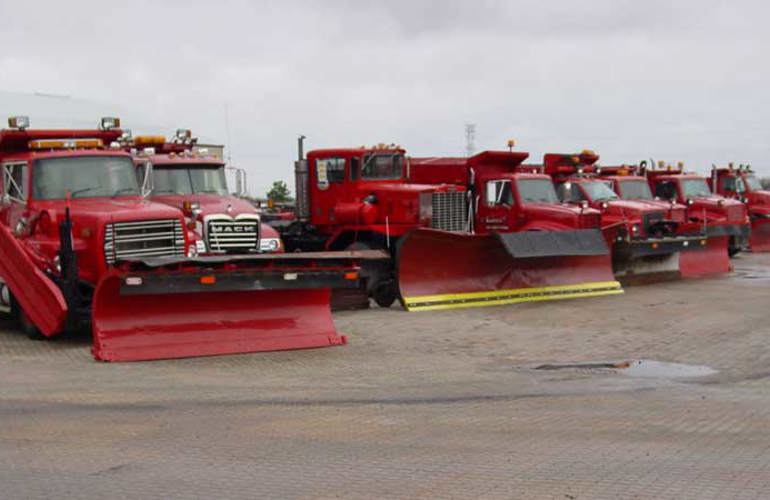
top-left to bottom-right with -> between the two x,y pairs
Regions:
0,253 -> 769,499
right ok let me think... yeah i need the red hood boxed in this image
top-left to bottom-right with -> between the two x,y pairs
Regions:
150,193 -> 258,219
689,196 -> 747,223
36,196 -> 183,225
522,202 -> 601,229
603,199 -> 666,218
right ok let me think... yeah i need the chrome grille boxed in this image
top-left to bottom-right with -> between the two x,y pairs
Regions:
104,219 -> 185,265
431,191 -> 466,231
206,216 -> 259,253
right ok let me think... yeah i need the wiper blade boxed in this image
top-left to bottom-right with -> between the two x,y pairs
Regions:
70,187 -> 98,198
111,187 -> 138,197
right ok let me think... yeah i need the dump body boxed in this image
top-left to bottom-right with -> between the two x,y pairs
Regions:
710,167 -> 770,251
0,122 -> 368,361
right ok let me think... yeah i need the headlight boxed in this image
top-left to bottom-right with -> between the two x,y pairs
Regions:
631,224 -> 640,234
259,238 -> 281,252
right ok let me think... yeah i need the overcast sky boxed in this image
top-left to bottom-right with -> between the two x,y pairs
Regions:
0,0 -> 768,196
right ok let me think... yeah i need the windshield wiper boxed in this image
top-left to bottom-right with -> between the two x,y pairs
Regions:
111,187 -> 138,197
70,187 -> 98,199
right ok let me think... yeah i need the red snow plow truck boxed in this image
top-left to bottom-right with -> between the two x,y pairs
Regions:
125,130 -> 284,256
642,161 -> 750,267
709,164 -> 770,252
0,117 -> 367,362
543,152 -> 709,281
275,138 -> 621,312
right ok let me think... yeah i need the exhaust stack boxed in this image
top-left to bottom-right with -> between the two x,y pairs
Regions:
294,135 -> 310,222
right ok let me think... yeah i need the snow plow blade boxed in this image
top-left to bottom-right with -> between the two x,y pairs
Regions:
0,223 -> 67,336
398,229 -> 622,312
91,252 -> 377,362
679,235 -> 730,278
750,218 -> 770,252
612,235 -> 708,285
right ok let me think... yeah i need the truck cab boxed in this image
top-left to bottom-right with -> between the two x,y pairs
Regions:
710,164 -> 770,251
645,164 -> 749,255
0,117 -> 191,322
129,132 -> 282,255
291,143 -> 468,251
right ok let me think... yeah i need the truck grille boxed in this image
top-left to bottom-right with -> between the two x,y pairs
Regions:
431,191 -> 467,232
206,216 -> 260,253
726,204 -> 745,222
104,219 -> 185,265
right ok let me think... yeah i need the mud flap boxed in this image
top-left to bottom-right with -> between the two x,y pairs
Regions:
91,253 -> 371,362
679,236 -> 730,278
397,229 -> 622,312
0,224 -> 67,336
750,218 -> 770,252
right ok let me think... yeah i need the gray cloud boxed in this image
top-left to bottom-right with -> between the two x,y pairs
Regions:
0,0 -> 768,195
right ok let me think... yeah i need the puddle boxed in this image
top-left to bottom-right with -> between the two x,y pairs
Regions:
536,359 -> 717,379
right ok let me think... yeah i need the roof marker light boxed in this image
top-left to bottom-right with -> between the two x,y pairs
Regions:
8,116 -> 30,130
100,117 -> 121,130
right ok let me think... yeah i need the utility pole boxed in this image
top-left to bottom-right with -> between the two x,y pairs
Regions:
464,123 -> 476,158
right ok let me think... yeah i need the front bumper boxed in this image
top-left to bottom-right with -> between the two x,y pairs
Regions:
614,235 -> 708,258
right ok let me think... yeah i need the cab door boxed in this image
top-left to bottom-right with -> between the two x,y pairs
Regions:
0,161 -> 30,232
308,154 -> 349,227
476,179 -> 512,234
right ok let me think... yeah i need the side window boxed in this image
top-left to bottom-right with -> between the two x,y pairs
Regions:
486,180 -> 512,206
654,181 -> 676,200
2,162 -> 28,202
316,158 -> 345,190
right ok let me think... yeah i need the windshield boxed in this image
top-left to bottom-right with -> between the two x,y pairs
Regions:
744,175 -> 762,191
618,179 -> 653,200
153,165 -> 228,195
33,156 -> 139,200
582,180 -> 619,202
517,178 -> 559,203
360,154 -> 403,180
682,178 -> 712,198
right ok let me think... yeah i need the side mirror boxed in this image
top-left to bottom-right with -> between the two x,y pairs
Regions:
235,168 -> 247,197
140,161 -> 153,197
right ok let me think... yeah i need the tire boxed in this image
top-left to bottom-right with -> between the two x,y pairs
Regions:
728,237 -> 742,258
10,296 -> 45,340
372,279 -> 397,308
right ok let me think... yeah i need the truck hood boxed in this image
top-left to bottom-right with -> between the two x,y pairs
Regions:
151,193 -> 258,218
522,202 -> 600,228
36,197 -> 183,224
604,199 -> 665,217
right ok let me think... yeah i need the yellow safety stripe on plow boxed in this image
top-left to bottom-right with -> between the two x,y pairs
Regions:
403,281 -> 623,312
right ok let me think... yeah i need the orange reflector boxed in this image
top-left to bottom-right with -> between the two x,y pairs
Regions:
187,220 -> 196,230
700,240 -> 707,246
29,138 -> 103,149
134,135 -> 166,146
344,271 -> 359,280
651,243 -> 659,249
200,275 -> 216,285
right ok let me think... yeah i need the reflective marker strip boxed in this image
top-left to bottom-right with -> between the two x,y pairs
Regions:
403,281 -> 623,312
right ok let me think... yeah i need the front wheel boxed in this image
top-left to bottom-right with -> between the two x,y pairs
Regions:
10,296 -> 45,340
372,279 -> 397,308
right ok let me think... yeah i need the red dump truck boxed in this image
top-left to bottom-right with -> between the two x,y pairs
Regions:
0,117 -> 367,362
643,162 -> 750,260
543,152 -> 708,281
709,164 -> 770,251
275,138 -> 621,311
125,131 -> 284,256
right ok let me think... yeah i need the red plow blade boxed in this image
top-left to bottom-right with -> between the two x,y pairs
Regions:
398,229 -> 622,311
91,253 -> 371,362
750,219 -> 770,252
679,236 -> 730,278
